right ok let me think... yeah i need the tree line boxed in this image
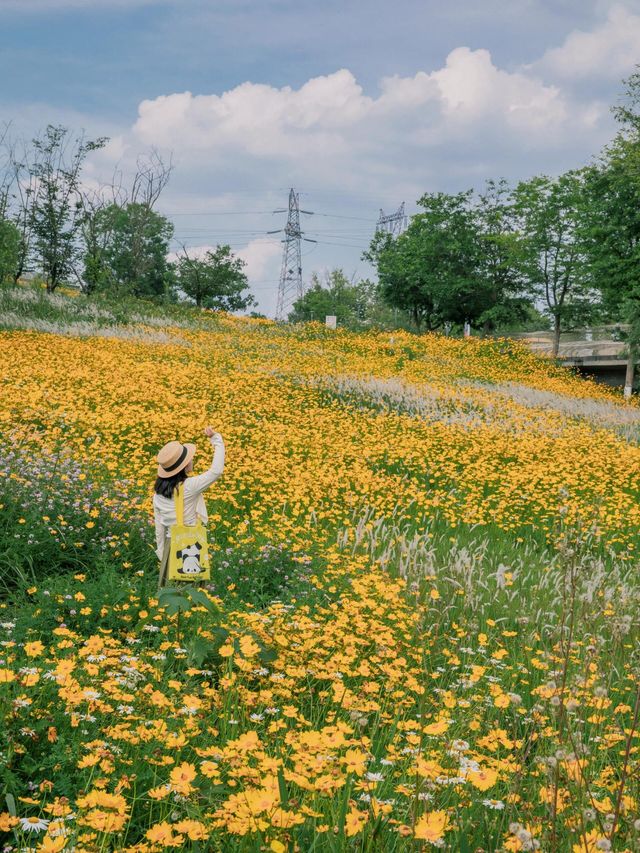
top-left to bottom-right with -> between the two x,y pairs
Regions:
0,125 -> 256,312
3,70 -> 640,354
292,71 -> 640,359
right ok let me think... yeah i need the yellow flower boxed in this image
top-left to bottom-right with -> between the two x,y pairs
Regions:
169,761 -> 197,794
173,819 -> 207,841
414,810 -> 450,842
0,813 -> 19,831
344,806 -> 367,837
343,749 -> 368,776
37,837 -> 67,852
467,767 -> 498,791
146,821 -> 181,845
239,635 -> 261,657
423,719 -> 449,735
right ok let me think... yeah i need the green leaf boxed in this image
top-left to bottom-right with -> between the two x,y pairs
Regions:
258,645 -> 278,665
5,792 -> 16,816
189,636 -> 211,667
211,626 -> 230,644
277,766 -> 289,807
185,586 -> 220,613
157,588 -> 192,615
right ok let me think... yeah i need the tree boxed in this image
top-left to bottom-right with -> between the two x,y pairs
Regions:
91,202 -> 174,298
582,71 -> 640,394
511,171 -> 598,356
0,218 -> 20,283
176,245 -> 255,311
29,125 -> 107,292
288,270 -> 398,330
366,191 -> 495,332
289,270 -> 356,325
3,134 -> 43,284
0,123 -> 13,222
80,151 -> 172,296
80,188 -> 119,295
476,179 -> 533,332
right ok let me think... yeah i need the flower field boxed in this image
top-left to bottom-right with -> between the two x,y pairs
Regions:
1,296 -> 639,851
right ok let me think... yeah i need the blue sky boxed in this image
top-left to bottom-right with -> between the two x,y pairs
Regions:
2,0 -> 640,315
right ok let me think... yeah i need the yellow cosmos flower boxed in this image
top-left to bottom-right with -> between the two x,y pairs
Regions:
0,813 -> 19,831
169,761 -> 197,794
467,767 -> 498,791
146,821 -> 182,845
414,810 -> 450,842
37,837 -> 67,852
344,806 -> 368,837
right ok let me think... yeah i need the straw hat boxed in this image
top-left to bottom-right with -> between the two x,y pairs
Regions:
157,440 -> 196,478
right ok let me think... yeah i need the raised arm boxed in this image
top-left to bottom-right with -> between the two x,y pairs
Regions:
187,432 -> 225,494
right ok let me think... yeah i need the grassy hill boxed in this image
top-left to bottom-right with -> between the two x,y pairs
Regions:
1,283 -> 639,851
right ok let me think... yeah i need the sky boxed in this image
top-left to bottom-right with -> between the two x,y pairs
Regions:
2,0 -> 640,316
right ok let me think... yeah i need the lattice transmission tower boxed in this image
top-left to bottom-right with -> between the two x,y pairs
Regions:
376,202 -> 407,237
269,188 -> 315,321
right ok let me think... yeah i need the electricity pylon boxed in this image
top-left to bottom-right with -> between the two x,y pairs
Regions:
269,188 -> 315,321
376,202 -> 407,237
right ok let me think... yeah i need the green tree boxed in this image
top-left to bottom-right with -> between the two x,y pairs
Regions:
0,218 -> 20,283
476,179 -> 533,332
288,270 -> 357,325
582,70 -> 640,394
367,191 -> 496,332
90,202 -> 174,298
288,270 -> 395,330
30,125 -> 107,292
511,171 -> 598,356
176,245 -> 255,311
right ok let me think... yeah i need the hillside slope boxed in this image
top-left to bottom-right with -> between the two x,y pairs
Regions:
1,288 -> 639,852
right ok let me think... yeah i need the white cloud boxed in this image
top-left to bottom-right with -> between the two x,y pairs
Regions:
132,46 -> 591,173
237,238 -> 282,282
169,238 -> 280,278
377,47 -> 567,136
535,4 -> 640,79
134,69 -> 370,159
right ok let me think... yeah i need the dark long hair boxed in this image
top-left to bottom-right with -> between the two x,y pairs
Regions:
154,469 -> 188,499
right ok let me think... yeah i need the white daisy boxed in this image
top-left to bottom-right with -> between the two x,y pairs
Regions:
19,816 -> 50,833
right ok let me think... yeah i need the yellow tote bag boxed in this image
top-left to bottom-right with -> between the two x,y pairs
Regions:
167,484 -> 211,582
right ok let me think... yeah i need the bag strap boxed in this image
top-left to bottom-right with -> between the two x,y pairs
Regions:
174,483 -> 185,527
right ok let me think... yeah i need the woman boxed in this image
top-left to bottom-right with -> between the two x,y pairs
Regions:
154,426 -> 225,589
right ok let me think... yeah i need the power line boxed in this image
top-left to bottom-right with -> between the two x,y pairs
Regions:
164,209 -> 376,222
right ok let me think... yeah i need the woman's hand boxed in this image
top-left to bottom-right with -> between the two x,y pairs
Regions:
204,425 -> 223,441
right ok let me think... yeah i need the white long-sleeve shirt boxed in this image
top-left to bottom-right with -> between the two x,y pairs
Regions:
153,434 -> 225,559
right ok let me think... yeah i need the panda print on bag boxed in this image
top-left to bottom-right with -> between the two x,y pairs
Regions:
176,542 -> 203,575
